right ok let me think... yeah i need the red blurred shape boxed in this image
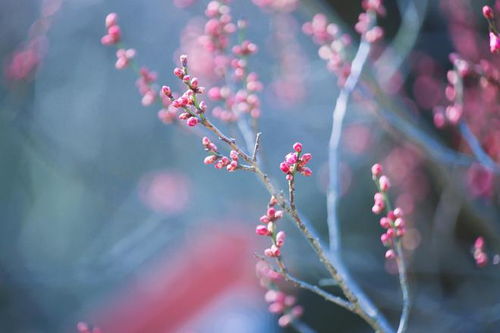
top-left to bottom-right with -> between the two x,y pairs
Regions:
94,229 -> 255,333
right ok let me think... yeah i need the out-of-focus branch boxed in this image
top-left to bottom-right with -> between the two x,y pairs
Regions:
375,0 -> 429,85
275,257 -> 353,311
358,79 -> 499,172
458,121 -> 497,170
326,13 -> 394,332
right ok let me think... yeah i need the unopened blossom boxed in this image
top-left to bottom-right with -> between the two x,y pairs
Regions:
371,164 -> 406,260
101,13 -> 121,45
280,143 -> 312,180
483,6 -> 494,19
489,32 -> 500,54
473,236 -> 488,267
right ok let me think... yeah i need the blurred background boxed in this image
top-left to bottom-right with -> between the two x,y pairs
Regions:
0,0 -> 499,332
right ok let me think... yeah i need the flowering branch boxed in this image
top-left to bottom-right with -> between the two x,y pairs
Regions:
371,165 -> 411,333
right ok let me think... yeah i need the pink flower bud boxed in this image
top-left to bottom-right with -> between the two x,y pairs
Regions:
371,163 -> 383,177
386,228 -> 395,238
278,314 -> 293,327
276,231 -> 286,247
208,87 -> 222,100
293,142 -> 303,152
178,112 -> 190,120
105,13 -> 118,28
226,160 -> 238,171
379,175 -> 390,191
256,225 -> 270,236
173,67 -> 184,78
483,5 -> 494,19
162,85 -> 172,97
284,295 -> 296,306
199,101 -> 207,112
202,136 -> 210,146
180,54 -> 188,67
475,252 -> 488,267
220,156 -> 230,166
490,32 -> 500,54
274,210 -> 283,219
385,249 -> 396,259
204,155 -> 218,164
394,218 -> 405,228
291,305 -> 304,317
267,207 -> 276,217
301,153 -> 312,163
475,236 -> 485,249
374,192 -> 384,202
190,77 -> 199,89
285,153 -> 298,165
264,245 -> 281,257
141,91 -> 156,106
300,167 -> 312,176
230,150 -> 239,160
260,215 -> 270,223
280,162 -> 290,174
265,290 -> 278,302
393,207 -> 404,218
269,302 -> 284,313
381,233 -> 390,245
372,201 -> 384,214
186,117 -> 199,127
380,217 -> 391,229
396,227 -> 406,237
108,25 -> 121,41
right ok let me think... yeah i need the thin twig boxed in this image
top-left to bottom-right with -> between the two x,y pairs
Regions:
452,64 -> 498,171
394,241 -> 410,333
275,257 -> 353,311
379,190 -> 411,333
252,132 -> 262,162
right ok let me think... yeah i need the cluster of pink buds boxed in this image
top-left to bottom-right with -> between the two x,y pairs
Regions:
165,55 -> 208,127
232,40 -> 258,56
473,236 -> 489,267
355,0 -> 385,42
256,196 -> 285,257
482,6 -> 500,54
77,322 -> 101,333
101,13 -> 121,45
136,67 -> 158,106
433,50 -> 500,128
302,14 -> 352,84
255,261 -> 304,327
256,260 -> 283,285
371,164 -> 406,260
115,48 -> 135,70
265,289 -> 304,327
280,143 -> 312,180
201,136 -> 240,171
200,0 -> 236,52
157,89 -> 178,124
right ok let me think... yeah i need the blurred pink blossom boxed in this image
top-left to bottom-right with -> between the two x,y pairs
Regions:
138,170 -> 191,214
